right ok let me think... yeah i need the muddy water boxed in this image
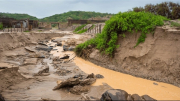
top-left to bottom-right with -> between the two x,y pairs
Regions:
74,57 -> 180,100
48,36 -> 180,100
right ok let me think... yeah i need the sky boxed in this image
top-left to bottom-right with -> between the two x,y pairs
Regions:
0,0 -> 179,19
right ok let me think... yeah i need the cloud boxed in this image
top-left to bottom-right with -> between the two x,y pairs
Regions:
0,0 -> 179,18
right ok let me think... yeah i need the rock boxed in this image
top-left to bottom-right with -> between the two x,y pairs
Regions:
153,82 -> 158,85
63,45 -> 69,51
53,78 -> 80,90
34,66 -> 49,76
87,73 -> 95,78
0,67 -> 8,69
28,52 -> 45,58
23,58 -> 38,65
70,85 -> 89,95
141,95 -> 157,101
25,46 -> 37,52
57,42 -> 62,46
127,94 -> 133,101
100,89 -> 128,101
53,74 -> 96,90
0,94 -> 5,101
131,94 -> 143,100
95,74 -> 104,79
60,55 -> 69,59
68,47 -> 75,51
35,46 -> 53,52
38,42 -> 47,46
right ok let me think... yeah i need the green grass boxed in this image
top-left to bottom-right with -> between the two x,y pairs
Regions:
170,21 -> 180,27
73,24 -> 87,33
75,11 -> 169,56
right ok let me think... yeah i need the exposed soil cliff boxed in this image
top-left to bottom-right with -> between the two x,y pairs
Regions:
87,27 -> 180,87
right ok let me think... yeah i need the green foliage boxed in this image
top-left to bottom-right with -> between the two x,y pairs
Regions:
77,29 -> 88,34
132,2 -> 180,19
75,11 -> 169,56
0,13 -> 38,20
0,22 -> 3,30
73,24 -> 87,32
39,11 -> 114,22
170,21 -> 180,27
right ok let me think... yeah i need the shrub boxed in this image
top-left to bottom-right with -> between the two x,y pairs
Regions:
75,11 -> 169,56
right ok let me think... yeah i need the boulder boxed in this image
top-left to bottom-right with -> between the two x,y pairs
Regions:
57,42 -> 62,46
95,74 -> 104,79
87,73 -> 95,78
63,45 -> 68,51
141,95 -> 157,101
131,94 -> 143,100
53,74 -> 96,90
100,89 -> 128,101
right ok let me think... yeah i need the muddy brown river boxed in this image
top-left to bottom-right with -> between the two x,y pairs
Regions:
74,58 -> 180,100
49,36 -> 180,100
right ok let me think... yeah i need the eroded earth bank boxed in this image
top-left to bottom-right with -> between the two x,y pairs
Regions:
0,28 -> 180,100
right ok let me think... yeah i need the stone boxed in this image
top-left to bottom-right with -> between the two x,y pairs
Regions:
100,89 -> 128,101
141,95 -> 157,101
153,82 -> 158,85
25,46 -> 37,52
57,42 -> 62,46
53,74 -> 96,90
131,94 -> 143,100
68,47 -> 75,51
60,55 -> 69,59
87,73 -> 95,78
35,46 -> 53,52
63,45 -> 68,51
95,74 -> 104,79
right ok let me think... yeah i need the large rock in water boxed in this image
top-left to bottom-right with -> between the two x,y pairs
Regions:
53,74 -> 96,91
100,89 -> 157,101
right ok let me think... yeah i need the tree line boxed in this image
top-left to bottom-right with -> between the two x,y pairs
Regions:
131,2 -> 180,19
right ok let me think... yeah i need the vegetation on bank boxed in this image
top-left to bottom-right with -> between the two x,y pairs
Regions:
0,23 -> 3,30
75,11 -> 169,56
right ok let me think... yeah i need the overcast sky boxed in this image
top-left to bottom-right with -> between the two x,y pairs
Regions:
0,0 -> 179,19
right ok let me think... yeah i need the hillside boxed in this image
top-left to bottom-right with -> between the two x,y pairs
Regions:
0,13 -> 38,20
39,11 -> 114,22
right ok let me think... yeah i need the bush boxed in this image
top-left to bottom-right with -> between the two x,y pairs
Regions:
0,23 -> 3,30
75,11 -> 169,56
